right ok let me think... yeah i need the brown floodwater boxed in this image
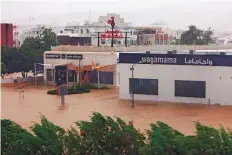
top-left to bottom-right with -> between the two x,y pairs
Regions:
1,87 -> 232,135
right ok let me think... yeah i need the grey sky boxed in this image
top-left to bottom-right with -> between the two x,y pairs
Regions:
1,0 -> 232,31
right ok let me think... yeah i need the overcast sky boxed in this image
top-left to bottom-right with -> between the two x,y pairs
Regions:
1,0 -> 232,31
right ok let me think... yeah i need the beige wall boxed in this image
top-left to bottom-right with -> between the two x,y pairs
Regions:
51,45 -> 232,52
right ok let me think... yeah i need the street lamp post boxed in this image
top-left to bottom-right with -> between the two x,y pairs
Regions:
110,17 -> 115,47
130,61 -> 142,108
130,64 -> 135,108
78,59 -> 81,86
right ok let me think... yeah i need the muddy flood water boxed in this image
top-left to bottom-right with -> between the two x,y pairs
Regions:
1,87 -> 232,135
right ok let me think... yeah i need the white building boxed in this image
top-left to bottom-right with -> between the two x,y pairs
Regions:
43,51 -> 118,86
17,24 -> 62,46
57,13 -> 137,46
118,52 -> 232,105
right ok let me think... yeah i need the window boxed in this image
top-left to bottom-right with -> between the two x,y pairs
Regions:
175,80 -> 206,98
113,40 -> 117,44
129,78 -> 158,95
46,69 -> 54,81
86,29 -> 89,33
131,31 -> 133,35
101,39 -> 105,44
80,29 -> 83,34
68,70 -> 77,82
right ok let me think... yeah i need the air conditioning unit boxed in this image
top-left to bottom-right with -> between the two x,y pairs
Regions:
189,50 -> 195,54
220,52 -> 226,55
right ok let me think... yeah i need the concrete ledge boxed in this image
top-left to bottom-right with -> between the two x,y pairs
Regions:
51,45 -> 232,52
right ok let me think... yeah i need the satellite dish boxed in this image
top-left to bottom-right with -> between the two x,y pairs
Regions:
224,39 -> 231,45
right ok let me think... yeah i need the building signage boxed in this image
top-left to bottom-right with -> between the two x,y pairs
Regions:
100,30 -> 123,39
46,54 -> 83,60
61,54 -> 66,59
45,54 -> 60,59
119,53 -> 232,67
66,54 -> 83,60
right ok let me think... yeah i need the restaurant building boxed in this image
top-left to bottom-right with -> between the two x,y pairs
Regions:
118,52 -> 232,105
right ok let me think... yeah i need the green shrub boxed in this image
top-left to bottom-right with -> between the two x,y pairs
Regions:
81,83 -> 110,90
1,113 -> 232,155
47,86 -> 90,95
1,119 -> 43,155
47,89 -> 57,95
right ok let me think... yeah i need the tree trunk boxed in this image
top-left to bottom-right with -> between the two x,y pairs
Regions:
21,72 -> 29,78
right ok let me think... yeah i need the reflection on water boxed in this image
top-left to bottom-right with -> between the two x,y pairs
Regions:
58,104 -> 68,111
1,87 -> 232,135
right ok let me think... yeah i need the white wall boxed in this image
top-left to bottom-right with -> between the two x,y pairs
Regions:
119,64 -> 232,105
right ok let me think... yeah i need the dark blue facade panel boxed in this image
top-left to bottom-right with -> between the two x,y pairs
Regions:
88,70 -> 114,85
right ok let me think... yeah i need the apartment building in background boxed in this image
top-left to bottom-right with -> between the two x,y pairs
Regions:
57,13 -> 137,46
1,23 -> 14,47
136,26 -> 169,45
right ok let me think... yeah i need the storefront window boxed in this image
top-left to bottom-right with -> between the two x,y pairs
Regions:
129,78 -> 158,95
68,70 -> 77,82
46,69 -> 53,81
101,39 -> 105,44
175,80 -> 206,98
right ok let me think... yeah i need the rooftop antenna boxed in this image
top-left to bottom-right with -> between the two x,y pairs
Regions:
89,9 -> 91,23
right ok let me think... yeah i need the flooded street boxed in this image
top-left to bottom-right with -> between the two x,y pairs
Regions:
1,87 -> 232,135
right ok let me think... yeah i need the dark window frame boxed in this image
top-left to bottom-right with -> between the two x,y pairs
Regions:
175,80 -> 206,98
46,69 -> 54,81
68,70 -> 77,82
129,78 -> 158,95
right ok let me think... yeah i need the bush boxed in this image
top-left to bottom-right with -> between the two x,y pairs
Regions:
47,85 -> 90,95
1,113 -> 232,155
81,83 -> 110,90
47,89 -> 57,95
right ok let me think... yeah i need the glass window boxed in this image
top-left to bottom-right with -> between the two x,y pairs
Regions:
175,80 -> 206,98
101,39 -> 105,44
68,70 -> 77,82
129,78 -> 158,95
46,69 -> 53,81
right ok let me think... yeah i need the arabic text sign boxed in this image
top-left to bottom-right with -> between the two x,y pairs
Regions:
119,53 -> 232,67
100,30 -> 123,39
66,54 -> 83,60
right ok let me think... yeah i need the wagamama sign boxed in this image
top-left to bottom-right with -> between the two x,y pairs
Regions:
141,56 -> 213,66
142,57 -> 177,64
